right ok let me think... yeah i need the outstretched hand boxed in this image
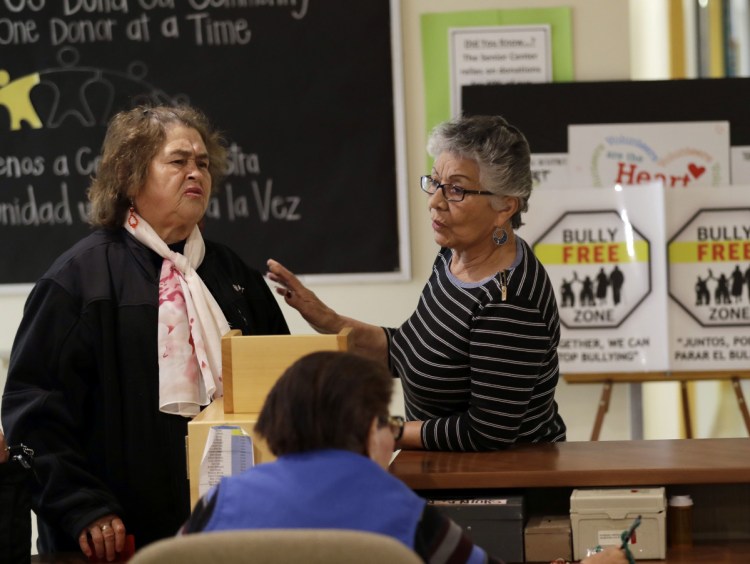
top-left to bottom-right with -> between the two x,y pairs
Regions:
266,259 -> 340,334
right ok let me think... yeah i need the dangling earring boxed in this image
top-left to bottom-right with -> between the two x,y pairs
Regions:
128,204 -> 139,228
492,227 -> 508,246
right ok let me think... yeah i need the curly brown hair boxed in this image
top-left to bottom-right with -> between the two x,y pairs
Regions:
87,105 -> 228,229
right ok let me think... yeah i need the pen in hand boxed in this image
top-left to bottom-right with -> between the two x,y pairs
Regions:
620,514 -> 642,549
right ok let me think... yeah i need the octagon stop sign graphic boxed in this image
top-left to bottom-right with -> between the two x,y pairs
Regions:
668,208 -> 750,328
533,210 -> 652,329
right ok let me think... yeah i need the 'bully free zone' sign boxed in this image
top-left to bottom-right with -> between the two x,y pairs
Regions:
522,183 -> 669,373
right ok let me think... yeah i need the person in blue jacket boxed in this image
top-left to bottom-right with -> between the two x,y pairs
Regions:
180,351 -> 626,564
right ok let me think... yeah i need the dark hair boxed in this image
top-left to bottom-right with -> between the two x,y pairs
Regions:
87,104 -> 228,228
255,351 -> 393,456
427,114 -> 532,229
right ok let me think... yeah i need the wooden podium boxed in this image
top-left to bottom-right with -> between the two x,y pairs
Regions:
186,329 -> 352,507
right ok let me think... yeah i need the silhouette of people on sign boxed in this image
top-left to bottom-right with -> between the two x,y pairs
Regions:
560,277 -> 575,307
730,265 -> 744,304
609,265 -> 625,305
693,266 -> 750,307
580,276 -> 595,306
695,275 -> 710,306
595,267 -> 609,305
559,266 -> 628,308
715,273 -> 731,305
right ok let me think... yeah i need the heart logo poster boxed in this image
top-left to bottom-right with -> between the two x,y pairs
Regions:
567,121 -> 730,189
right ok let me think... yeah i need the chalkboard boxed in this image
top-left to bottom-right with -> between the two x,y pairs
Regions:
0,0 -> 407,287
462,78 -> 750,152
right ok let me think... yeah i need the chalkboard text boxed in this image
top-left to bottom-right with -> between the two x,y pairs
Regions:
0,155 -> 45,177
1,0 -> 309,47
0,184 -> 74,225
216,180 -> 301,222
186,13 -> 250,45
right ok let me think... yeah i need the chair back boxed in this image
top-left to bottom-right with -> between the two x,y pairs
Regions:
129,529 -> 423,564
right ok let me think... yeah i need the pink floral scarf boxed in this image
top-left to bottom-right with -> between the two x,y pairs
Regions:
125,212 -> 230,417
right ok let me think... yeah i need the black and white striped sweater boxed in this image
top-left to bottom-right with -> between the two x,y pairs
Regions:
385,238 -> 566,451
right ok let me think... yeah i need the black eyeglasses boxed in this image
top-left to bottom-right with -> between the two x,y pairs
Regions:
379,415 -> 405,441
420,175 -> 494,202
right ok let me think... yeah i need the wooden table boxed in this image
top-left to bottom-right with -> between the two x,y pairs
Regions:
390,438 -> 750,563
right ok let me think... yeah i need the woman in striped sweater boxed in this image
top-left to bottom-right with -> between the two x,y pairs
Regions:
267,115 -> 566,452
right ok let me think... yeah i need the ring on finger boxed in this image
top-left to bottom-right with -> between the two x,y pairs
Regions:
100,524 -> 111,532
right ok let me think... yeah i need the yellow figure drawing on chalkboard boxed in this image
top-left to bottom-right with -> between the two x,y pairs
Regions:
0,69 -> 43,131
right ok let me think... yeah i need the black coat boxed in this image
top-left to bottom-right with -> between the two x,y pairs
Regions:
1,228 -> 289,553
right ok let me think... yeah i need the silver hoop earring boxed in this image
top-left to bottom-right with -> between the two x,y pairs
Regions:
492,227 -> 508,246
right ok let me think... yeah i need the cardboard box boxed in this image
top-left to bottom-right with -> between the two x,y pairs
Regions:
428,496 -> 524,563
524,515 -> 572,562
570,487 -> 666,560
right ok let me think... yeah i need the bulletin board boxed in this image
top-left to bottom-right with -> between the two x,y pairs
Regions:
0,0 -> 409,288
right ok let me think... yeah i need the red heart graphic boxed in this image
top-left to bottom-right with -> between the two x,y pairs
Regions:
688,163 -> 706,178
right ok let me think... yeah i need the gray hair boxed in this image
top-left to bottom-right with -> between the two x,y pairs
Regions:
426,115 -> 532,229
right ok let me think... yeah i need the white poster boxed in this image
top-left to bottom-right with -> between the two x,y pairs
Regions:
449,25 -> 552,117
530,153 -> 569,189
730,146 -> 750,184
521,183 -> 669,373
666,185 -> 750,370
568,121 -> 731,188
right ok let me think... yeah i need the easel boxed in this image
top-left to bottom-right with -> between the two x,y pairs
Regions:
564,371 -> 750,440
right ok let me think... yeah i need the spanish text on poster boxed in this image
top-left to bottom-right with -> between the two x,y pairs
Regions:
666,185 -> 750,370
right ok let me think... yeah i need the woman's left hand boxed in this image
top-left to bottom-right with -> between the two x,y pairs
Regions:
78,513 -> 126,562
